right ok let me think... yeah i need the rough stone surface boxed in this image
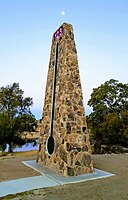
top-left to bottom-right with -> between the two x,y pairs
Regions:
38,22 -> 93,176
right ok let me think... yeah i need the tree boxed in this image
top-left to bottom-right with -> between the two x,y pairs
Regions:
0,83 -> 36,153
0,112 -> 8,154
87,79 -> 128,150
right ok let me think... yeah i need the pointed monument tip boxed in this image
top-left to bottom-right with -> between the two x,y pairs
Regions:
61,22 -> 73,29
53,22 -> 73,39
54,22 -> 73,31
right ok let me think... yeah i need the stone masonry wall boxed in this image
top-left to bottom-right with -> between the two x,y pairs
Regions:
38,23 -> 93,176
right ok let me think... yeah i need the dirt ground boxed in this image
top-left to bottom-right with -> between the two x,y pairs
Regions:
0,152 -> 128,200
0,151 -> 40,182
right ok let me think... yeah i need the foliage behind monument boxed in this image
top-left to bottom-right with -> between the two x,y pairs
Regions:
0,83 -> 36,153
87,79 -> 128,152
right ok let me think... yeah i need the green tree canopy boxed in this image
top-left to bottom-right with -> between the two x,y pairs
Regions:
87,79 -> 128,151
0,83 -> 36,153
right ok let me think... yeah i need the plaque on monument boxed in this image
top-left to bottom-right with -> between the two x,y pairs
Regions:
54,27 -> 63,40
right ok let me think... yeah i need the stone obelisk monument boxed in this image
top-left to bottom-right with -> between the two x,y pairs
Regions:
38,23 -> 93,176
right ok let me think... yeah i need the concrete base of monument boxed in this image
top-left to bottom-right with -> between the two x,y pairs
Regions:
0,160 -> 114,197
23,160 -> 114,184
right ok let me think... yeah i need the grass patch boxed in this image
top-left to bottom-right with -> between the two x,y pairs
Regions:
0,190 -> 35,200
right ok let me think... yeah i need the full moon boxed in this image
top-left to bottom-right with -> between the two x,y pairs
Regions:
61,11 -> 65,16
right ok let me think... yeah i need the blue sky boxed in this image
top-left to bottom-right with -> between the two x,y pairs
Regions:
0,0 -> 128,119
